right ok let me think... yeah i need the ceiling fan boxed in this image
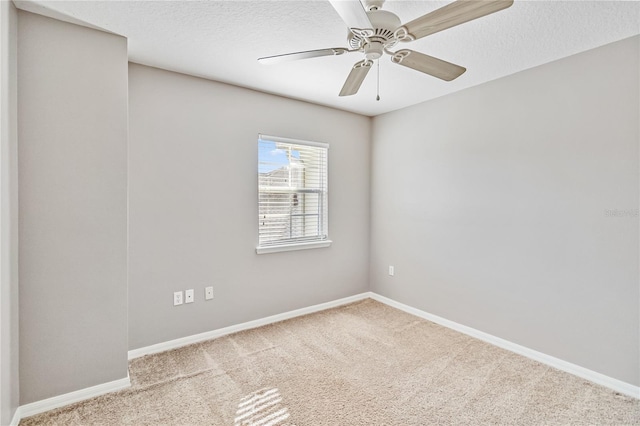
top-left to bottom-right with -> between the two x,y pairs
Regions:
258,0 -> 514,97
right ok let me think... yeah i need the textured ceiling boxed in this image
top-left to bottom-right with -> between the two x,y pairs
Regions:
15,0 -> 640,116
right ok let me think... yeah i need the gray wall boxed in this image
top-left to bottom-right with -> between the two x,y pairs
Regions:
128,64 -> 371,350
370,36 -> 639,386
0,1 -> 18,423
8,8 -> 637,408
18,11 -> 129,403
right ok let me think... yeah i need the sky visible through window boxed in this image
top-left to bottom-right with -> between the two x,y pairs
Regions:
259,140 -> 300,173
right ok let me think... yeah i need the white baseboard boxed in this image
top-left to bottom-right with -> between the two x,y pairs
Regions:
9,408 -> 20,426
12,293 -> 370,423
12,290 -> 637,424
128,292 -> 372,359
15,375 -> 131,422
369,292 -> 640,399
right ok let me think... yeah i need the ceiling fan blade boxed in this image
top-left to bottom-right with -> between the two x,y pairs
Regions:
391,50 -> 466,81
328,0 -> 374,37
339,60 -> 373,96
258,48 -> 350,64
396,0 -> 514,41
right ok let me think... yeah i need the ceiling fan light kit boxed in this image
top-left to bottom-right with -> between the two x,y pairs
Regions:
258,0 -> 514,97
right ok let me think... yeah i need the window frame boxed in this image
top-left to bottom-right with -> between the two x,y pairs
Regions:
256,134 -> 331,255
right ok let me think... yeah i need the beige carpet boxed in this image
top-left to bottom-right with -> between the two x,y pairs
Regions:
21,299 -> 640,425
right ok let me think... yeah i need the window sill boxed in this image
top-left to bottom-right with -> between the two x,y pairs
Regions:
256,240 -> 332,255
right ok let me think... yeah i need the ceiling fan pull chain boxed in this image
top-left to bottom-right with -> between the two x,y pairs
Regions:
376,59 -> 381,101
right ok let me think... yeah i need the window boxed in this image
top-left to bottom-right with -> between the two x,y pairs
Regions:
257,134 -> 330,254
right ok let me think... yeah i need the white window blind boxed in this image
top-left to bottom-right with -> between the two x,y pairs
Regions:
257,134 -> 329,252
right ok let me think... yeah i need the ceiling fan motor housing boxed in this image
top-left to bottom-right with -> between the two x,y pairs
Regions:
364,0 -> 385,11
348,9 -> 402,58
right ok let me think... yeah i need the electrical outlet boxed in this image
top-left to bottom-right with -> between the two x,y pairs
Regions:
205,286 -> 214,300
173,291 -> 183,306
388,265 -> 395,276
185,289 -> 194,303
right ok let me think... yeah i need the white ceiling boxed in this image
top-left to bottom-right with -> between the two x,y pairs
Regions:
15,0 -> 640,116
